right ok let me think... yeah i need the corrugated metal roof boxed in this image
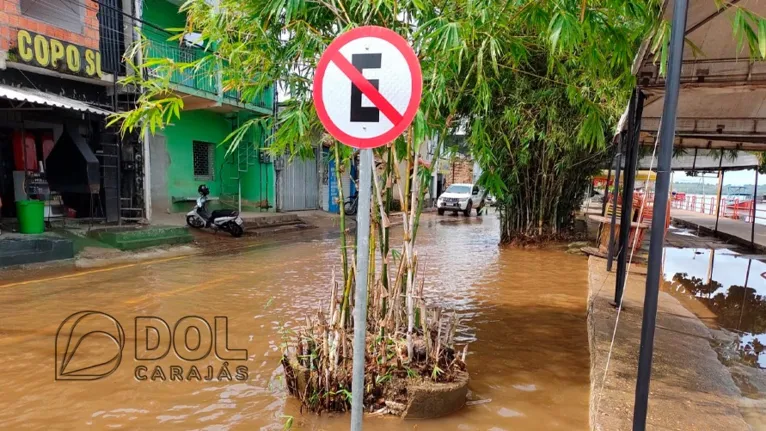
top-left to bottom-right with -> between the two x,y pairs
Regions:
0,83 -> 112,116
638,149 -> 760,171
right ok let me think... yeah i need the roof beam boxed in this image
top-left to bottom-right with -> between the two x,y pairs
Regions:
685,0 -> 741,36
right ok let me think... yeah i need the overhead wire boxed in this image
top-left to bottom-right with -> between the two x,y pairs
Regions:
9,0 -> 166,42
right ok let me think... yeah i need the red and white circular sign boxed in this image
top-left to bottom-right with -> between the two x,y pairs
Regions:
313,26 -> 422,149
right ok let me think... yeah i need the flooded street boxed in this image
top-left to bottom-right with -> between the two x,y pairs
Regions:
0,213 -> 590,430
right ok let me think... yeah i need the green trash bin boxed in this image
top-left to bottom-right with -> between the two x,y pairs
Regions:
16,200 -> 45,234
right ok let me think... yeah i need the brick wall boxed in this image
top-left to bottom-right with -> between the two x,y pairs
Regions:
0,0 -> 100,51
444,159 -> 474,188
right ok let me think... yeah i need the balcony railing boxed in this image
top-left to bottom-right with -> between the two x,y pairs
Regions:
143,29 -> 273,111
145,36 -> 218,94
222,88 -> 273,111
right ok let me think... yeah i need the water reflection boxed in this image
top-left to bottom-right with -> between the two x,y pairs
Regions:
663,247 -> 766,368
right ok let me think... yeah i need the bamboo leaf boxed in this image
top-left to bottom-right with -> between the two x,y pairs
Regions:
549,13 -> 564,52
734,8 -> 745,54
684,37 -> 705,59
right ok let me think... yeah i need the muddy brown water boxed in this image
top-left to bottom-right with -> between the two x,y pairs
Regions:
663,245 -> 766,369
0,213 -> 590,430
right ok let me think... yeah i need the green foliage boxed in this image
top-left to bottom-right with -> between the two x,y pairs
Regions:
111,0 -> 766,241
281,415 -> 294,430
113,0 -> 664,157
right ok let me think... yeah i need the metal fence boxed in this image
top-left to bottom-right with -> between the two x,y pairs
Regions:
144,32 -> 218,95
671,194 -> 766,225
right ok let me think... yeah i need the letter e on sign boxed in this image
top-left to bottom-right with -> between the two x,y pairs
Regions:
313,26 -> 422,149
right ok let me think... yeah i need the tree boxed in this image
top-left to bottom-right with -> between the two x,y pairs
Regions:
111,0 -> 766,410
113,0 -> 667,241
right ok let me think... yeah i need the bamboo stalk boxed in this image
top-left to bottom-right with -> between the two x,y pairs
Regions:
372,155 -> 390,229
334,142 -> 350,292
390,145 -> 409,233
381,148 -> 393,291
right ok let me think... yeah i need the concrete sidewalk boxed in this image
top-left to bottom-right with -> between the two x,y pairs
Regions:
588,256 -> 751,430
671,208 -> 766,250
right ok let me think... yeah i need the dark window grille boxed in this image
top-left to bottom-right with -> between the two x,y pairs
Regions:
193,141 -> 214,180
97,0 -> 126,75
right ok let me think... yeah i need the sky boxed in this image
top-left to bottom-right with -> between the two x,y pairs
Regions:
675,169 -> 766,186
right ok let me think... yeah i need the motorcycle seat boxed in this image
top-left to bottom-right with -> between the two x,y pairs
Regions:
211,209 -> 238,219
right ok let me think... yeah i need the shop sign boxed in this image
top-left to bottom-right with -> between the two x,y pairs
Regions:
14,30 -> 103,78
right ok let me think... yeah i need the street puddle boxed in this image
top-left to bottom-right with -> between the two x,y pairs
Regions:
0,214 -> 590,430
662,247 -> 766,369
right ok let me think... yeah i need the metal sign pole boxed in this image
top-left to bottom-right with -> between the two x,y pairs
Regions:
350,148 -> 373,431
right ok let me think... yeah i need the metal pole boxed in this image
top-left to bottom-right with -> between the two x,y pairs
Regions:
597,153 -> 615,241
632,0 -> 688,427
350,148 -> 373,431
615,90 -> 645,305
606,151 -> 623,272
601,163 -> 613,217
238,177 -> 242,213
737,259 -> 753,331
751,170 -> 759,248
714,156 -> 724,234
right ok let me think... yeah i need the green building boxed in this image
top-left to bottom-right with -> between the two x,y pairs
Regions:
141,0 -> 275,219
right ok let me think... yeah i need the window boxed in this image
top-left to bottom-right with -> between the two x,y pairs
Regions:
20,0 -> 84,34
472,186 -> 479,195
445,185 -> 471,194
193,141 -> 215,181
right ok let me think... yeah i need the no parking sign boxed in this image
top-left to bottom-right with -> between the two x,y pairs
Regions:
313,26 -> 423,149
313,27 -> 423,431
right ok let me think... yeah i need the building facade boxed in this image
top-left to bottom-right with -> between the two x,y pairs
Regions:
0,0 -> 140,224
141,0 -> 275,218
0,0 -> 277,229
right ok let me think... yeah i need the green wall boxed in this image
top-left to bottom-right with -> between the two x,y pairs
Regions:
143,0 -> 275,214
143,0 -> 185,31
142,0 -> 275,112
162,110 -> 274,213
235,112 -> 275,210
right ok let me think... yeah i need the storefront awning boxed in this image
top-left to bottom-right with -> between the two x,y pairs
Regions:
0,83 -> 112,116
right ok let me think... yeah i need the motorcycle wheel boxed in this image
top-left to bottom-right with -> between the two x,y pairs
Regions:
187,215 -> 204,228
344,201 -> 357,216
228,222 -> 244,238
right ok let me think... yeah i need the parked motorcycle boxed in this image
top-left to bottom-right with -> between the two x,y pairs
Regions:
344,193 -> 358,215
186,185 -> 244,237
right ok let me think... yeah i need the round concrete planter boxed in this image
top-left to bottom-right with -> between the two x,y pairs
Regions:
402,371 -> 469,419
284,355 -> 469,419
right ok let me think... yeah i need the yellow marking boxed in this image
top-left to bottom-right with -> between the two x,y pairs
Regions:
0,256 -> 188,289
0,323 -> 58,346
123,275 -> 239,305
0,275 -> 239,346
0,231 -> 304,290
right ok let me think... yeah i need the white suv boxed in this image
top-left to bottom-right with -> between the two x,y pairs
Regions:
437,183 -> 486,216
